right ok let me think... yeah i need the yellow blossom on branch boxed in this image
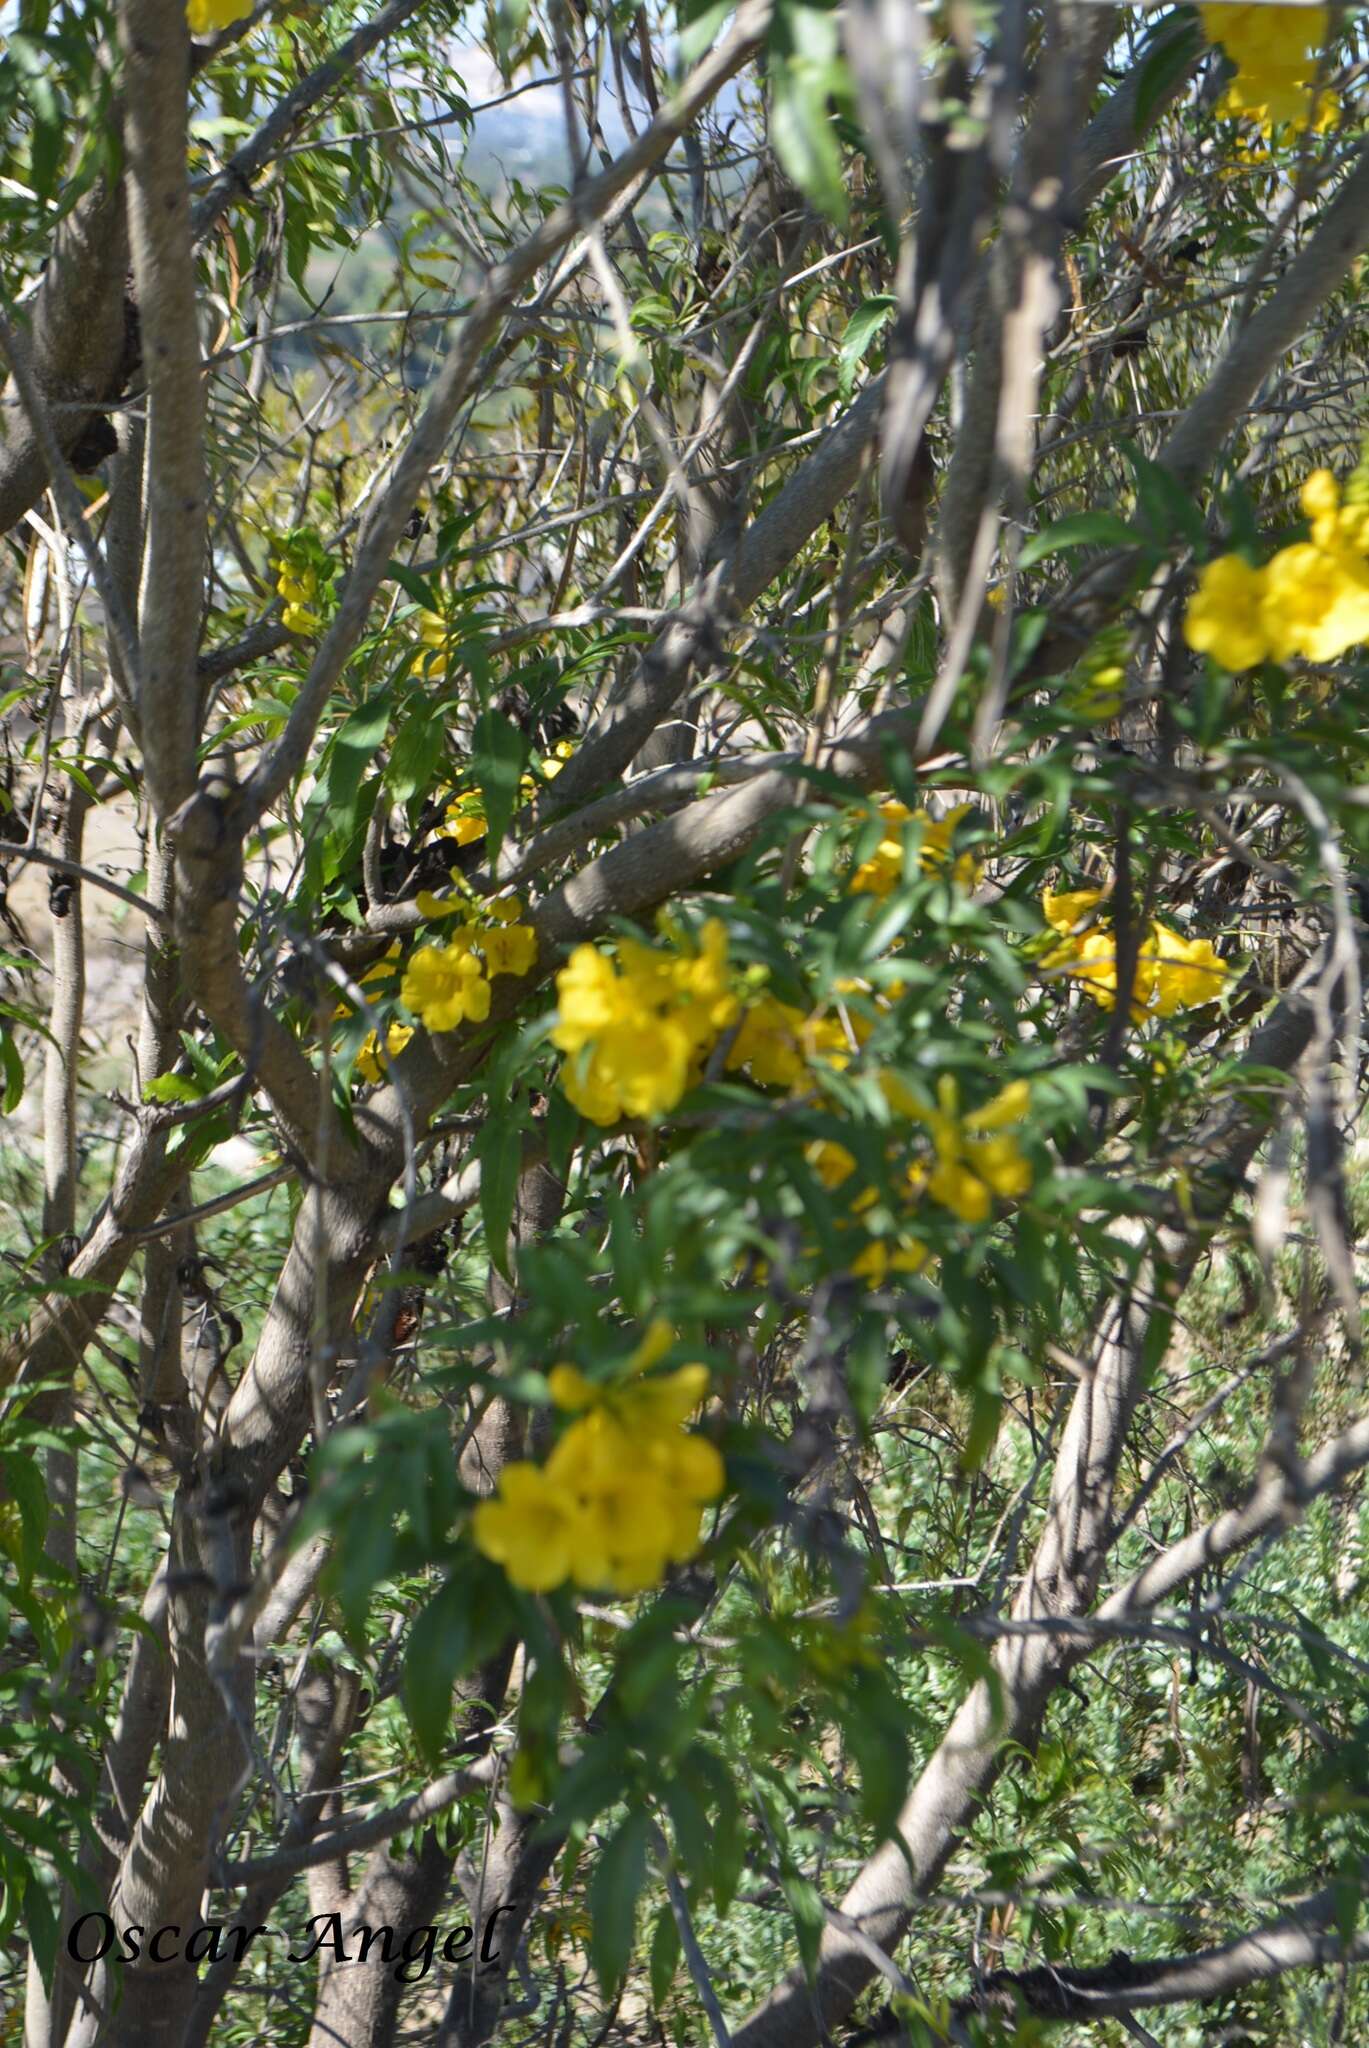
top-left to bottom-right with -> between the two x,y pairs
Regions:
401,935 -> 491,1032
849,801 -> 982,897
355,1021 -> 414,1083
1041,890 -> 1233,1019
551,920 -> 738,1125
910,1075 -> 1033,1224
1200,4 -> 1331,136
480,921 -> 538,979
186,0 -> 253,33
1184,469 -> 1369,670
472,1329 -> 723,1595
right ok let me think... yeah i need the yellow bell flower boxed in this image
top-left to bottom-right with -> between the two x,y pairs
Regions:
355,1021 -> 414,1083
439,796 -> 487,845
470,1463 -> 581,1592
401,939 -> 491,1031
1147,925 -> 1232,1014
850,1233 -> 927,1285
1260,541 -> 1369,664
724,993 -> 807,1088
1183,553 -> 1270,671
1201,5 -> 1331,135
186,0 -> 253,34
912,1075 -> 1032,1224
849,801 -> 982,897
479,923 -> 538,979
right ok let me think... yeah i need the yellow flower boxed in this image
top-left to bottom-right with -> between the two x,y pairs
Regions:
468,1328 -> 726,1595
850,1233 -> 927,1285
1042,890 -> 1232,1019
186,0 -> 253,32
849,801 -> 982,897
401,940 -> 491,1031
486,894 -> 528,925
471,1463 -> 581,1592
439,796 -> 487,846
546,1414 -> 680,1593
1041,888 -> 1107,940
1183,554 -> 1270,671
724,994 -> 807,1088
355,1021 -> 414,1083
808,1139 -> 857,1190
920,803 -> 983,889
669,918 -> 739,1043
274,554 -> 322,636
1147,925 -> 1232,1014
415,889 -> 467,921
565,1015 -> 693,1123
552,945 -> 621,1052
1201,5 -> 1330,135
551,923 -> 737,1125
911,1076 -> 1032,1224
479,923 -> 538,979
1260,541 -> 1369,664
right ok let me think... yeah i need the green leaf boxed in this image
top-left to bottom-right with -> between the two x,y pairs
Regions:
403,1578 -> 469,1765
769,37 -> 849,225
1017,512 -> 1146,569
476,1110 -> 523,1283
588,1808 -> 649,1996
779,1869 -> 826,1980
0,1452 -> 48,1584
649,1903 -> 680,2008
0,1029 -> 24,1114
1134,8 -> 1204,131
1123,443 -> 1208,551
388,703 -> 444,808
837,295 -> 896,399
678,0 -> 732,62
385,562 -> 440,610
23,1874 -> 57,1988
470,706 -> 526,871
305,693 -> 392,886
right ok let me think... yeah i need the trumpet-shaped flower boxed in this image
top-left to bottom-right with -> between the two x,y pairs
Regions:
470,1463 -> 581,1592
187,0 -> 253,32
551,922 -> 738,1125
1183,554 -> 1271,671
1042,891 -> 1232,1019
1201,5 -> 1331,135
479,922 -> 538,979
439,795 -> 487,846
911,1075 -> 1033,1224
474,1333 -> 723,1597
401,938 -> 491,1031
725,993 -> 808,1088
850,801 -> 982,897
355,1022 -> 414,1083
1260,541 -> 1369,664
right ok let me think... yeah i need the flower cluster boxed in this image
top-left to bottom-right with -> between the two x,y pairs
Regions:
1042,890 -> 1232,1019
187,0 -> 252,33
471,1325 -> 724,1594
551,919 -> 737,1123
274,554 -> 322,637
848,801 -> 982,897
401,899 -> 538,1035
806,1069 -> 1033,1278
1200,5 -> 1332,136
1185,468 -> 1369,671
